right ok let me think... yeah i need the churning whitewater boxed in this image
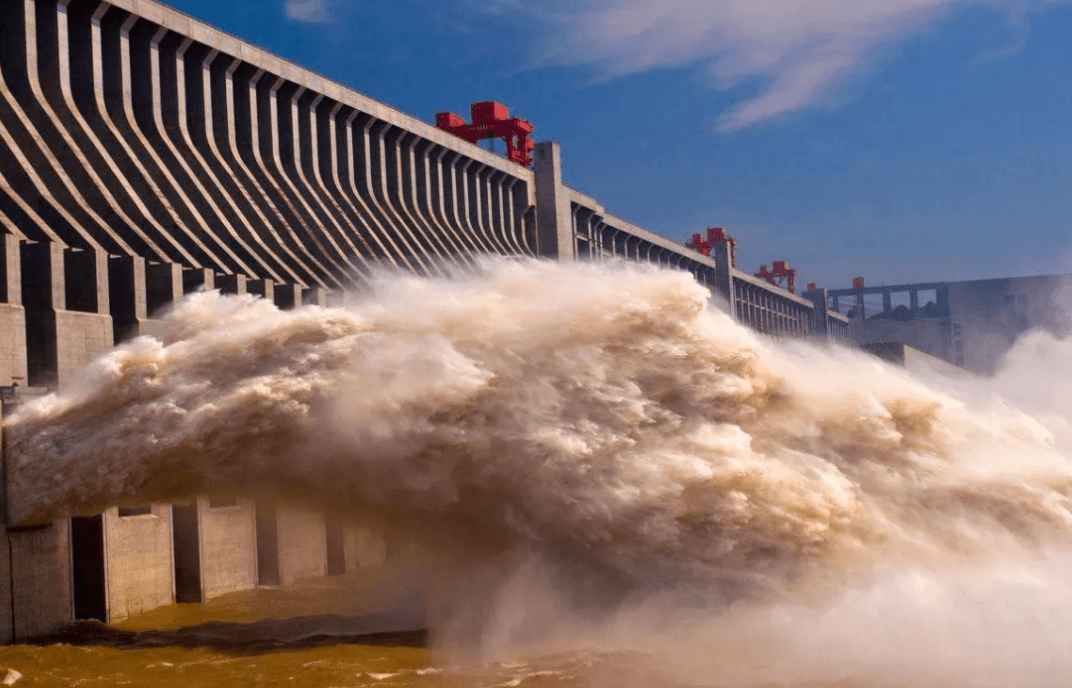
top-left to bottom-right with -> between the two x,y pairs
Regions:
6,260 -> 1072,632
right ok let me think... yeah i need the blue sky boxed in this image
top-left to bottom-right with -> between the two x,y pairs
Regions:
167,0 -> 1071,290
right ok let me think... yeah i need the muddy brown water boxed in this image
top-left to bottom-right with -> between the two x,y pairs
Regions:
0,570 -> 911,688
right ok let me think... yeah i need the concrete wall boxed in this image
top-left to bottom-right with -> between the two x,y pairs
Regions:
836,274 -> 1071,374
946,275 -> 1071,374
8,521 -> 73,639
197,496 -> 257,600
0,306 -> 27,388
864,342 -> 967,378
51,310 -> 114,385
0,402 -> 74,641
855,316 -> 953,364
343,519 -> 387,572
102,504 -> 174,622
0,234 -> 27,387
276,502 -> 327,585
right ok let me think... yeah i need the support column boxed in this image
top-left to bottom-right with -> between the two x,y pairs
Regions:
21,242 -> 64,388
0,234 -> 27,386
710,240 -> 736,318
803,287 -> 829,338
182,267 -> 215,294
22,242 -> 113,387
217,273 -> 247,295
146,263 -> 183,316
7,520 -> 73,639
108,254 -> 147,343
274,283 -> 300,310
63,249 -> 109,316
532,141 -> 575,260
248,278 -> 274,302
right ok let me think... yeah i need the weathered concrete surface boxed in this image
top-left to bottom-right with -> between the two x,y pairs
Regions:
198,497 -> 258,600
103,505 -> 174,622
8,520 -> 73,639
0,306 -> 28,387
0,404 -> 70,642
276,503 -> 326,585
864,342 -> 968,378
344,519 -> 387,572
52,311 -> 114,386
855,316 -> 954,366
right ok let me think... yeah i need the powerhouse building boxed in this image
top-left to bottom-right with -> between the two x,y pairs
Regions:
830,273 -> 1071,375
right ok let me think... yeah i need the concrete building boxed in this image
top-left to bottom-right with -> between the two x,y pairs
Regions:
829,274 -> 1071,375
0,0 -> 852,640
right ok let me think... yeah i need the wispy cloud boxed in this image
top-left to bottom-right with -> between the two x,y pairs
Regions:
544,0 -> 1069,131
285,0 -> 329,24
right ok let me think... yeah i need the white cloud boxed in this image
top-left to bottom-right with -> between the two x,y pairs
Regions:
286,0 -> 330,23
546,0 -> 1069,131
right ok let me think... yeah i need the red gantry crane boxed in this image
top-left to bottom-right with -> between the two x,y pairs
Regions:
755,260 -> 799,293
435,101 -> 535,167
686,226 -> 738,267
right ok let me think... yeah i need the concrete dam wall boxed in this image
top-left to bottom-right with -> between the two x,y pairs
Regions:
0,0 -> 850,641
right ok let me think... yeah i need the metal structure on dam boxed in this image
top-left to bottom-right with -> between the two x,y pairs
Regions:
0,0 -> 850,641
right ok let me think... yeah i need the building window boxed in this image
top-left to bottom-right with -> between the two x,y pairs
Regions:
118,505 -> 152,517
208,496 -> 239,509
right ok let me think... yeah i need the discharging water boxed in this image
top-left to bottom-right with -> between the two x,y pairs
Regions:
4,259 -> 1072,686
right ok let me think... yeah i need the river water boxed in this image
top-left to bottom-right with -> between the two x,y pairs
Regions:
3,259 -> 1072,686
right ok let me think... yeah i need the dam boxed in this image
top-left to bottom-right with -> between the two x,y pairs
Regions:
0,0 -> 852,641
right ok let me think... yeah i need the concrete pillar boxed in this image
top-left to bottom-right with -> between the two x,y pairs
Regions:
937,285 -> 950,315
108,254 -> 147,343
146,262 -> 183,316
0,235 -> 28,386
274,283 -> 300,310
276,503 -> 326,585
217,273 -> 247,295
910,289 -> 919,316
0,402 -> 12,643
252,500 -> 328,587
882,290 -> 892,315
0,234 -> 21,306
2,399 -> 74,640
803,288 -> 829,338
21,242 -> 65,315
532,141 -> 575,260
855,292 -> 865,321
101,505 -> 174,622
23,242 -> 114,387
195,496 -> 258,600
8,520 -> 73,639
710,239 -> 736,317
248,278 -> 274,301
343,518 -> 386,572
182,267 -> 215,294
63,249 -> 109,315
111,259 -> 184,340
